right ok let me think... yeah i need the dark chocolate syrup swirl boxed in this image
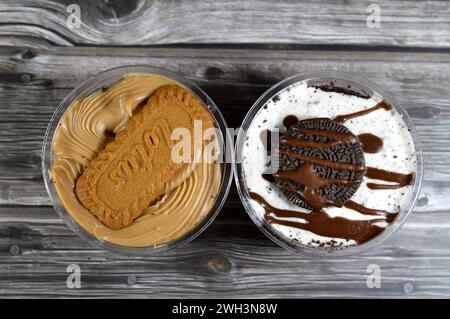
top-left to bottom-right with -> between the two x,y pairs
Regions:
332,101 -> 414,189
282,128 -> 357,150
334,101 -> 392,123
261,173 -> 275,183
274,162 -> 360,211
279,149 -> 365,172
344,200 -> 398,223
249,192 -> 388,244
268,116 -> 366,213
358,133 -> 383,154
366,167 -> 414,190
283,115 -> 299,129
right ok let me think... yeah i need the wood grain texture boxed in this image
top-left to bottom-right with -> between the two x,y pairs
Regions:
0,44 -> 450,298
0,0 -> 449,47
1,0 -> 450,299
0,206 -> 450,298
1,46 -> 448,208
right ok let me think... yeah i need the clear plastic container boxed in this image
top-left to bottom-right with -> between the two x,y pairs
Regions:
234,71 -> 423,257
42,65 -> 233,256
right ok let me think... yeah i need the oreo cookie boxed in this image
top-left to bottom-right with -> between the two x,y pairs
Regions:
273,118 -> 366,210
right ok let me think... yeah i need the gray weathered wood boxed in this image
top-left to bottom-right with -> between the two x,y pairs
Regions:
1,0 -> 450,299
1,45 -> 450,298
0,206 -> 449,298
0,0 -> 449,47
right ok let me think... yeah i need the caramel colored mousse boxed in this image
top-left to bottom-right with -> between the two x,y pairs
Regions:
50,74 -> 221,247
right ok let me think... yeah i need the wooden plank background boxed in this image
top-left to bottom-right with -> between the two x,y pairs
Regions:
1,0 -> 450,47
0,0 -> 450,298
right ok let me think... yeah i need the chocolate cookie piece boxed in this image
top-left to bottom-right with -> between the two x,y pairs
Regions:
273,118 -> 366,211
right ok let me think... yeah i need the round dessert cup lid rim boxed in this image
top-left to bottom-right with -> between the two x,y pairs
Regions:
42,65 -> 234,256
234,70 -> 423,257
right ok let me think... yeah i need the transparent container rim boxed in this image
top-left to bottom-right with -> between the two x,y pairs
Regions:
234,70 -> 424,258
42,65 -> 234,256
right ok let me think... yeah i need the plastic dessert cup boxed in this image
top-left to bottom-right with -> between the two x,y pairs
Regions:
43,65 -> 233,256
234,71 -> 423,257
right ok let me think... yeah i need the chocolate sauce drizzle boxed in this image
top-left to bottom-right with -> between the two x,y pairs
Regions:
254,100 -> 414,245
274,117 -> 366,212
281,125 -> 358,150
357,133 -> 383,154
283,115 -> 299,129
249,192 -> 387,244
334,101 -> 392,123
366,167 -> 413,190
344,200 -> 398,223
274,162 -> 360,211
279,149 -> 365,172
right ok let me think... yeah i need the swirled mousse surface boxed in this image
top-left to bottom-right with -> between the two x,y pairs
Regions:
51,74 -> 221,247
